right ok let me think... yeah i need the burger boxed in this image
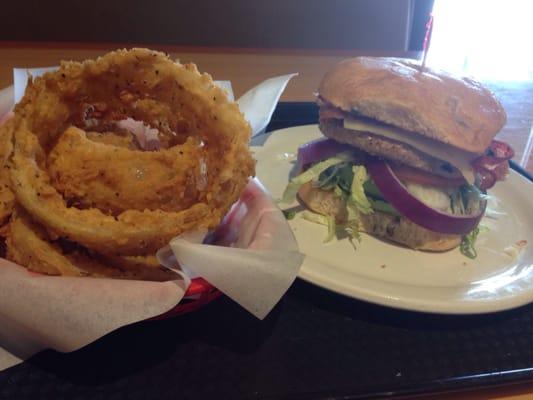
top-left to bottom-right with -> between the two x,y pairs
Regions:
282,57 -> 514,256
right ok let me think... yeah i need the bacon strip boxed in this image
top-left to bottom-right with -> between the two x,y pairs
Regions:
471,140 -> 514,190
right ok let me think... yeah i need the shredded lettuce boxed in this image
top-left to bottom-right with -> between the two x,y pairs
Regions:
315,164 -> 342,191
348,166 -> 373,215
450,189 -> 465,215
283,158 -> 400,247
326,214 -> 337,243
280,152 -> 357,204
363,179 -> 383,199
282,209 -> 296,220
344,200 -> 361,241
302,211 -> 337,242
342,166 -> 372,241
287,155 -> 489,256
333,185 -> 344,198
315,163 -> 354,193
369,198 -> 401,217
344,218 -> 361,243
460,226 -> 485,259
460,185 -> 486,214
302,210 -> 361,243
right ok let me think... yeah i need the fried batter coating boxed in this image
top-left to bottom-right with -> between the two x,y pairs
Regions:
11,134 -> 213,255
9,48 -> 254,257
0,116 -> 14,168
0,117 -> 15,234
48,126 -> 206,214
86,130 -> 141,149
0,165 -> 15,228
6,211 -> 179,281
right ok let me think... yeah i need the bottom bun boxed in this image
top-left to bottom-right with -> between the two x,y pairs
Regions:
298,182 -> 461,252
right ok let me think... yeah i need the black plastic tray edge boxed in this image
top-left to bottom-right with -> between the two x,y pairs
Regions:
269,368 -> 533,400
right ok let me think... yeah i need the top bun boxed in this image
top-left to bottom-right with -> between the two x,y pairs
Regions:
318,57 -> 506,154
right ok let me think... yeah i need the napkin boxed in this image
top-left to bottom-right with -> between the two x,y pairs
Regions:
0,86 -> 13,118
158,179 -> 303,320
0,65 -> 301,372
0,263 -> 188,367
238,73 -> 298,136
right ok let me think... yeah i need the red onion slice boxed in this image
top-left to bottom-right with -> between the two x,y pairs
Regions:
296,138 -> 353,172
367,160 -> 486,235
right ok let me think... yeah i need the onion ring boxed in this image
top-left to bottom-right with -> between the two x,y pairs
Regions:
47,126 -> 207,214
0,165 -> 15,227
85,130 -> 142,149
9,48 -> 254,257
0,117 -> 15,235
6,211 -> 179,281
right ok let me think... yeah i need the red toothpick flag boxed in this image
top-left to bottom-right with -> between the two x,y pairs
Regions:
421,13 -> 434,71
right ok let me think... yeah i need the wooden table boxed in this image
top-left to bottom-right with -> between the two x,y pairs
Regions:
0,42 -> 532,400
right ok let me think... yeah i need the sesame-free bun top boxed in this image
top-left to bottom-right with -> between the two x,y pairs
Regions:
318,57 -> 506,154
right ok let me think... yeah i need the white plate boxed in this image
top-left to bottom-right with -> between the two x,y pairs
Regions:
254,125 -> 533,314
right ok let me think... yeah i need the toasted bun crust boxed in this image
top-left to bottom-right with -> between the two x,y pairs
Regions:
318,57 -> 506,154
298,182 -> 461,252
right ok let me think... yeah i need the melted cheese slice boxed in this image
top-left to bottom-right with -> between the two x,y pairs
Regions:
344,117 -> 477,184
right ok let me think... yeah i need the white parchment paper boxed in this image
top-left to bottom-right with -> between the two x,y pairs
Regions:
158,179 -> 303,320
0,66 -> 300,371
238,73 -> 298,136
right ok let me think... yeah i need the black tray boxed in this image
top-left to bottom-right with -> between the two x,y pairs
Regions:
1,102 -> 532,400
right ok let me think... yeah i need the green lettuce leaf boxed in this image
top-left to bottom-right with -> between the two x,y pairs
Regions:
460,223 -> 490,259
347,165 -> 373,215
302,210 -> 361,243
288,162 -> 401,247
363,179 -> 384,199
280,152 -> 357,204
460,226 -> 480,259
344,218 -> 361,242
302,211 -> 337,242
282,209 -> 297,220
369,198 -> 401,217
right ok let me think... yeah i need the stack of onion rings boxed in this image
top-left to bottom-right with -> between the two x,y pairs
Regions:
0,48 -> 255,280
